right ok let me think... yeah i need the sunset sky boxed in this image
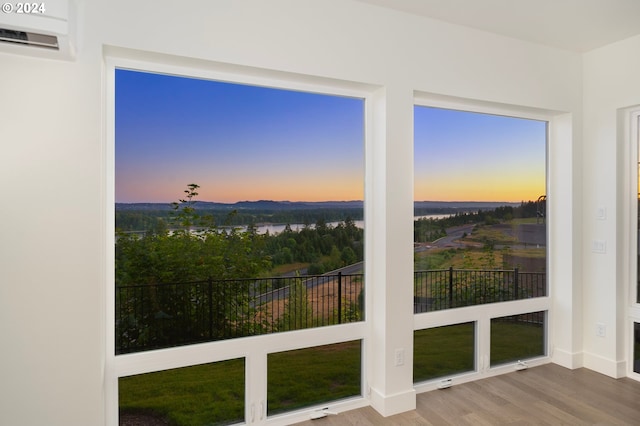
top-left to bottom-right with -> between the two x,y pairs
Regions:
115,69 -> 364,203
116,69 -> 546,204
414,106 -> 547,202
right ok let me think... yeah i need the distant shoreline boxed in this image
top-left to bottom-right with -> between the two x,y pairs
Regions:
115,200 -> 521,210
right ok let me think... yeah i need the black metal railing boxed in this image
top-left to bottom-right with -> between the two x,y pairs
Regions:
414,267 -> 546,313
116,272 -> 364,354
116,268 -> 546,354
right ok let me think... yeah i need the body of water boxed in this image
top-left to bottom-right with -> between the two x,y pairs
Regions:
249,220 -> 364,235
120,214 -> 451,236
249,214 -> 451,235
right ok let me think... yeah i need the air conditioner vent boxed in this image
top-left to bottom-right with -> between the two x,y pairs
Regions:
0,28 -> 59,50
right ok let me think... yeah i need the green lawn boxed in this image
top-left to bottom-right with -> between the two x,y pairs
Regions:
414,319 -> 546,382
119,341 -> 362,425
119,358 -> 245,426
491,317 -> 545,366
414,323 -> 475,382
267,340 -> 361,415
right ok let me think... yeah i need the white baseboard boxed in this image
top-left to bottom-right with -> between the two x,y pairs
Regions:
582,351 -> 626,378
369,386 -> 416,417
552,348 -> 583,369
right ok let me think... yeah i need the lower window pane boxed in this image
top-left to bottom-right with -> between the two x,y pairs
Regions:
413,322 -> 475,383
267,340 -> 361,416
119,358 -> 245,426
491,311 -> 545,366
634,322 -> 640,374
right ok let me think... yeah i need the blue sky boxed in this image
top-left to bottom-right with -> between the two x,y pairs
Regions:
414,106 -> 546,202
116,69 -> 546,204
115,69 -> 364,203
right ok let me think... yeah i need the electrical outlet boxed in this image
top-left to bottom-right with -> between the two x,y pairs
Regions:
596,323 -> 606,337
394,348 -> 404,366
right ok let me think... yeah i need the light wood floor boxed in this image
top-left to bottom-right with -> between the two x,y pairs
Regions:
295,364 -> 640,425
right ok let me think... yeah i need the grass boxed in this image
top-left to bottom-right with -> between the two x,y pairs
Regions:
268,262 -> 309,276
267,340 -> 361,415
118,358 -> 245,426
510,217 -> 543,225
414,323 -> 475,382
463,224 -> 517,245
415,248 -> 506,271
414,319 -> 546,382
414,248 -> 458,271
507,247 -> 546,259
119,341 -> 361,425
491,317 -> 545,366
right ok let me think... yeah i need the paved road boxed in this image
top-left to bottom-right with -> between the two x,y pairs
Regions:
415,224 -> 475,252
415,223 -> 546,252
254,262 -> 363,304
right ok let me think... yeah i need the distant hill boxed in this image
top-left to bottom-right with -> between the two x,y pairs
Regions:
116,200 -> 515,211
232,200 -> 363,210
115,200 -> 364,211
413,201 -> 519,210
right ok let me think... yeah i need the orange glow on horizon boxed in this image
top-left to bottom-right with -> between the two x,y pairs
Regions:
414,178 -> 545,203
120,178 -> 364,204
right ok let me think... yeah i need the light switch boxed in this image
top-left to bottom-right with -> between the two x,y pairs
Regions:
592,239 -> 606,253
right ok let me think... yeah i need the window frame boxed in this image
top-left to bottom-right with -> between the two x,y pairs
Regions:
623,107 -> 640,381
105,50 -> 374,425
412,92 -> 553,392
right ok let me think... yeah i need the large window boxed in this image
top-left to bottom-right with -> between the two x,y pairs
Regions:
115,69 -> 365,354
413,106 -> 547,311
413,104 -> 549,383
111,65 -> 367,423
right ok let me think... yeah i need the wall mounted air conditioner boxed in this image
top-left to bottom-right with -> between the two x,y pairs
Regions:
0,0 -> 75,60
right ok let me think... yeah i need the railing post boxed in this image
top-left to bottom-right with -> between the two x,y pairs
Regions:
208,277 -> 213,340
448,266 -> 454,308
338,272 -> 342,324
514,268 -> 519,300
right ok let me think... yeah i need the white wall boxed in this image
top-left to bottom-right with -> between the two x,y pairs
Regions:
0,48 -> 104,425
582,34 -> 640,377
0,1 -> 584,425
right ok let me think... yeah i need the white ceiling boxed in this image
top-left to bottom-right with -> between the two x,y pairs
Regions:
356,0 -> 640,52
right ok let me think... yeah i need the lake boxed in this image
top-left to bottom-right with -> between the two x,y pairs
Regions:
247,214 -> 452,235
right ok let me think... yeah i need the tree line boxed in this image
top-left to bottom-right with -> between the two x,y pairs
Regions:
114,184 -> 364,351
414,200 -> 542,243
116,185 -> 540,283
115,207 -> 364,232
116,185 -> 364,287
